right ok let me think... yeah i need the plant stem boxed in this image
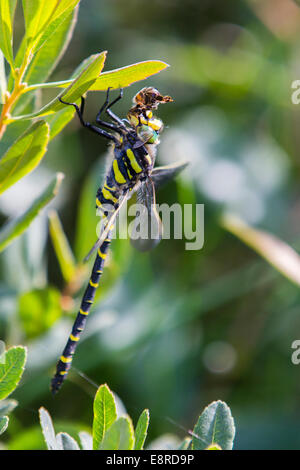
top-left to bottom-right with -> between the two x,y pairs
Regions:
0,51 -> 31,140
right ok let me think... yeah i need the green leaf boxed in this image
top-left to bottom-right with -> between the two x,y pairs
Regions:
0,346 -> 27,400
39,407 -> 58,450
92,384 -> 117,450
177,437 -> 192,450
37,59 -> 170,92
10,6 -> 78,118
0,173 -> 64,253
34,1 -> 80,55
221,213 -> 300,287
0,0 -> 16,68
90,60 -> 169,91
18,287 -> 62,338
206,444 -> 222,450
0,120 -> 49,194
0,398 -> 18,416
192,400 -> 235,450
56,432 -> 80,450
11,51 -> 107,120
48,210 -> 76,283
22,0 -> 79,54
0,50 -> 7,101
100,416 -> 135,450
0,416 -> 9,435
134,409 -> 149,450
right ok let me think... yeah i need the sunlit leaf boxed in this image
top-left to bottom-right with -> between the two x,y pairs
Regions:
0,0 -> 17,68
11,52 -> 107,120
0,173 -> 64,253
48,210 -> 76,283
221,213 -> 300,287
93,384 -> 117,450
0,120 -> 49,194
100,416 -> 135,450
10,5 -> 78,118
22,0 -> 79,54
134,409 -> 149,450
192,400 -> 235,450
0,346 -> 27,400
89,60 -> 169,90
39,407 -> 58,450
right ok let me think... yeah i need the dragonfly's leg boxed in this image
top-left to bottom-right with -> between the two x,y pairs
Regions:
105,89 -> 126,127
96,88 -> 126,129
59,97 -> 118,142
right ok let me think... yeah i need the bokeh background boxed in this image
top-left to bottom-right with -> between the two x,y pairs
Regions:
1,0 -> 300,450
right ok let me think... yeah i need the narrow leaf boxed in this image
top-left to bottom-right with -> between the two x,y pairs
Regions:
0,120 -> 49,194
221,213 -> 300,287
27,59 -> 170,92
48,210 -> 76,283
134,409 -> 149,450
33,1 -> 80,54
192,400 -> 235,450
11,52 -> 107,120
0,50 -> 7,102
178,438 -> 192,450
56,432 -> 80,450
0,346 -> 27,400
78,431 -> 93,450
100,416 -> 135,450
0,0 -> 16,67
0,173 -> 64,253
39,407 -> 58,450
92,383 -> 117,450
0,416 -> 9,435
89,60 -> 169,91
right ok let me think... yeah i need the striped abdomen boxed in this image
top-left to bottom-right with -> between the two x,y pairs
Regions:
96,144 -> 153,214
51,230 -> 112,394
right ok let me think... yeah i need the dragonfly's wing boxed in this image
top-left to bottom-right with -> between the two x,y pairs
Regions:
150,160 -> 188,189
130,179 -> 162,252
84,183 -> 140,262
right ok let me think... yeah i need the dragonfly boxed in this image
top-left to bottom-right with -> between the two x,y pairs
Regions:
51,86 -> 187,394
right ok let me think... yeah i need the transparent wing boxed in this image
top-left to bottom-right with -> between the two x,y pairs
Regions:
130,178 -> 163,252
84,183 -> 140,262
150,160 -> 188,189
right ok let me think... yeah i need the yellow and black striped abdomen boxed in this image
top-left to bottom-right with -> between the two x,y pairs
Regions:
50,230 -> 112,394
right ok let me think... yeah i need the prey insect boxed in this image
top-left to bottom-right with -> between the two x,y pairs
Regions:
51,87 -> 187,394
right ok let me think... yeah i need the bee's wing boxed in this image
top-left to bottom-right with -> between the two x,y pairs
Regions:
83,183 -> 140,262
150,160 -> 189,189
130,179 -> 162,252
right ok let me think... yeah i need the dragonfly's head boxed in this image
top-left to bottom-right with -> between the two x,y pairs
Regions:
132,87 -> 173,110
128,87 -> 173,144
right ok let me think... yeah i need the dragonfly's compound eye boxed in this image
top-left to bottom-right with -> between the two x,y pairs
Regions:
137,125 -> 159,144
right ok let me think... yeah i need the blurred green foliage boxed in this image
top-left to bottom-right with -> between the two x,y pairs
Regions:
1,0 -> 300,450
